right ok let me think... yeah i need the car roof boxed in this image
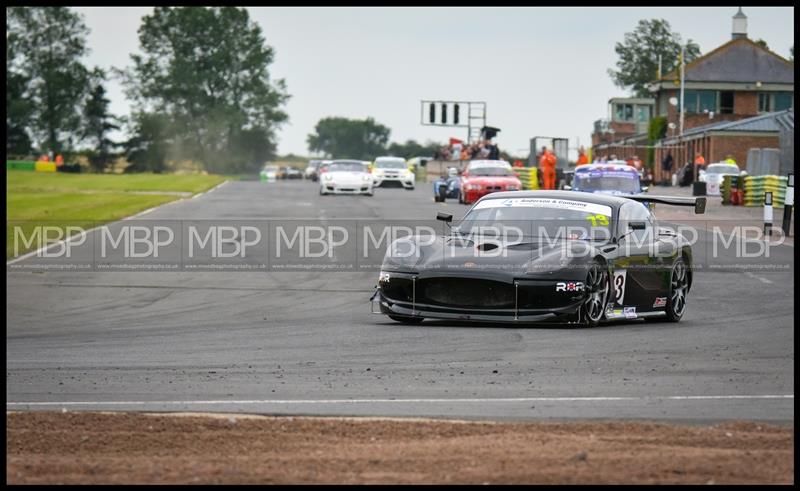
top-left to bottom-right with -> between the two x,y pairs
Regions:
468,159 -> 511,167
476,190 -> 636,209
330,159 -> 366,164
374,156 -> 405,161
577,163 -> 638,173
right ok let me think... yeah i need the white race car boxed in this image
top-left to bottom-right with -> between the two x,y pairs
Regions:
698,163 -> 742,196
372,156 -> 415,190
319,160 -> 374,196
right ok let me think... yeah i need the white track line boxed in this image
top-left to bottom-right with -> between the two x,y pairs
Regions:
6,180 -> 229,266
744,271 -> 774,284
5,395 -> 793,407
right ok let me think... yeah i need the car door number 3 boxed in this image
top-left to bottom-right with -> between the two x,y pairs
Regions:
613,270 -> 626,305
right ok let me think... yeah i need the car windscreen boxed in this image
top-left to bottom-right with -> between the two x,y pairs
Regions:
375,160 -> 406,169
458,197 -> 614,242
573,172 -> 640,193
705,165 -> 739,175
264,166 -> 278,172
469,166 -> 514,177
329,162 -> 367,172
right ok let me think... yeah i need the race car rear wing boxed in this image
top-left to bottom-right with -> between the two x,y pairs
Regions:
625,195 -> 706,214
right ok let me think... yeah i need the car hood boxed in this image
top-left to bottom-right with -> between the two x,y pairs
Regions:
382,235 -> 602,283
463,176 -> 521,186
327,172 -> 370,183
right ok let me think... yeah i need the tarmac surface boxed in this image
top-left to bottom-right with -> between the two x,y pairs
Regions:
6,179 -> 795,423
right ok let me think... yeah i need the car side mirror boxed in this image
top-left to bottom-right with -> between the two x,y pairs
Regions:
629,221 -> 647,230
563,185 -> 572,190
641,186 -> 649,193
436,212 -> 453,223
420,159 -> 428,167
695,197 -> 706,214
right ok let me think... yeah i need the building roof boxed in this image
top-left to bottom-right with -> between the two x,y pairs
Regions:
660,109 -> 792,144
608,97 -> 655,105
659,38 -> 794,84
775,110 -> 794,132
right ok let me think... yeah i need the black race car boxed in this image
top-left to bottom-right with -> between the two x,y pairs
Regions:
371,190 -> 705,327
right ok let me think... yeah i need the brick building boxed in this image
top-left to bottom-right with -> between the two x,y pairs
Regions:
591,97 -> 654,148
592,8 -> 793,175
652,110 -> 789,183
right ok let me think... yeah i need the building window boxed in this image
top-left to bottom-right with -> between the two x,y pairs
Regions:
680,90 -> 718,113
720,92 -> 734,114
615,104 -> 634,122
774,92 -> 794,111
759,92 -> 794,113
758,93 -> 770,112
636,105 -> 651,123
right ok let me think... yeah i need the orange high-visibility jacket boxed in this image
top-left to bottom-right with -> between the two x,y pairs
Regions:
540,151 -> 557,169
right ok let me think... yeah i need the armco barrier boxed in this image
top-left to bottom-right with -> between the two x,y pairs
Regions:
514,167 -> 539,190
7,160 -> 36,171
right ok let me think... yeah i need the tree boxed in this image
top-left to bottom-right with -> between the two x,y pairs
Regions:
6,30 -> 34,157
608,19 -> 701,98
386,139 -> 440,160
122,112 -> 171,173
754,39 -> 769,50
307,117 -> 391,160
646,116 -> 668,168
82,68 -> 120,172
6,7 -> 91,156
124,7 -> 289,173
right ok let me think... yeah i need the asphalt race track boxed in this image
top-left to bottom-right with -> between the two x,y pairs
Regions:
6,180 -> 795,423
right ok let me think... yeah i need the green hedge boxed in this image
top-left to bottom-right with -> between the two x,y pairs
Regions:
7,160 -> 36,171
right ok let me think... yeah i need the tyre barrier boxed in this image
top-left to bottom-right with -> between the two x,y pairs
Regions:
514,167 -> 540,190
743,175 -> 787,207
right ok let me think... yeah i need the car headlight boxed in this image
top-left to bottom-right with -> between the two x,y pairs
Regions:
324,174 -> 333,181
467,184 -> 482,190
362,174 -> 372,182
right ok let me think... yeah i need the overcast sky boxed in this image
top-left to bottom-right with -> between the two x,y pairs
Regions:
74,6 -> 794,159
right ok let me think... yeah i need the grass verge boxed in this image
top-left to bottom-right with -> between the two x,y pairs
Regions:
6,171 -> 227,260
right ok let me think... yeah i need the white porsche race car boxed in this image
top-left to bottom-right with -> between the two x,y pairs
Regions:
319,160 -> 374,196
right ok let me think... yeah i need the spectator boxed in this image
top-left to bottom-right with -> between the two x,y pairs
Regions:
662,152 -> 674,184
576,147 -> 589,166
693,152 -> 706,180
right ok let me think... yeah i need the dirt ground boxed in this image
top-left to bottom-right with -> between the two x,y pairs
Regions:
6,411 -> 794,484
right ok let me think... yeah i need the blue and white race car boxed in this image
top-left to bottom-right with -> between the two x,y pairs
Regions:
433,167 -> 462,202
567,162 -> 647,196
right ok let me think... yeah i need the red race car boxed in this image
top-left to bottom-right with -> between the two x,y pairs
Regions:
459,160 -> 522,205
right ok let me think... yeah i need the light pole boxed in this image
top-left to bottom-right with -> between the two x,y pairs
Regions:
679,44 -> 685,136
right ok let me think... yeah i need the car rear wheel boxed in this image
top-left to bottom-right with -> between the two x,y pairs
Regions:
577,261 -> 610,327
665,258 -> 689,322
388,315 -> 424,324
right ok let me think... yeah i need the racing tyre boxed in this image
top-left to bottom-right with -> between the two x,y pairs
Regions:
437,185 -> 447,202
665,257 -> 689,322
388,315 -> 424,324
576,260 -> 610,327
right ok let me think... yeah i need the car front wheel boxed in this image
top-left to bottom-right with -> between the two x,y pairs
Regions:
576,261 -> 610,327
665,258 -> 689,322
